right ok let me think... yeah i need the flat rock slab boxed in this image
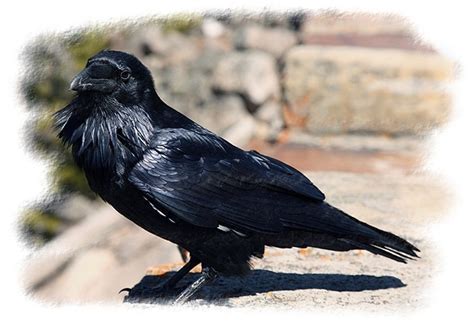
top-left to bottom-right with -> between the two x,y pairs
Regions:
123,172 -> 448,311
283,45 -> 452,135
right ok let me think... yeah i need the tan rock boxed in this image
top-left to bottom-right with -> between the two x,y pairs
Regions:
23,205 -> 182,303
300,12 -> 431,51
302,13 -> 410,37
190,95 -> 248,136
212,50 -> 280,106
283,45 -> 453,135
34,248 -> 119,302
254,100 -> 284,140
235,24 -> 298,57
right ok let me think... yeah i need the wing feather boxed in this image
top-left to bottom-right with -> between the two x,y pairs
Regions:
128,129 -> 326,233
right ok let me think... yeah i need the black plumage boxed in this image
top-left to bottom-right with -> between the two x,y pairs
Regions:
54,50 -> 419,303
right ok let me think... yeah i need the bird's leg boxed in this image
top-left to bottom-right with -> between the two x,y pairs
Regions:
161,256 -> 200,290
173,266 -> 218,304
123,256 -> 200,302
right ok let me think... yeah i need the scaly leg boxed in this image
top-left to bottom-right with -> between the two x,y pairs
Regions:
173,266 -> 218,304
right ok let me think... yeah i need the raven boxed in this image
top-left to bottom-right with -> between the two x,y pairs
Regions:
54,50 -> 419,303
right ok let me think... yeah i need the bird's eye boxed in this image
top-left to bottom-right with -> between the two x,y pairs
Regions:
120,70 -> 131,81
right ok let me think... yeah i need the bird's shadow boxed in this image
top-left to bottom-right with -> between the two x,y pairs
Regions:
123,269 -> 405,303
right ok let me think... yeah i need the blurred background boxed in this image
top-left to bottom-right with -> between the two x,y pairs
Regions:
20,11 -> 452,303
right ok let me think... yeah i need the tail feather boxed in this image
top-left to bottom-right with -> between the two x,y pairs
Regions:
341,239 -> 417,263
344,218 -> 420,261
332,204 -> 420,263
283,202 -> 420,263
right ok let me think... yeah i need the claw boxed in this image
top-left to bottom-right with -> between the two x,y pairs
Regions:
122,257 -> 201,303
119,287 -> 131,294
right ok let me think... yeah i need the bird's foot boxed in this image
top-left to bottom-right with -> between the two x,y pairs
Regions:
121,283 -> 179,304
122,257 -> 203,304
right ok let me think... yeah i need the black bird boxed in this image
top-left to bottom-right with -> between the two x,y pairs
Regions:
54,50 -> 419,304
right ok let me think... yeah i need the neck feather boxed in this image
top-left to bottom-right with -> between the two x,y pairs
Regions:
55,96 -> 154,175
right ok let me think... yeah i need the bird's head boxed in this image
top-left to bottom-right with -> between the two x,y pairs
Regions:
69,50 -> 155,104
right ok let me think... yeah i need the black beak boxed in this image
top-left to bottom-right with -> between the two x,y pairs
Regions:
70,70 -> 89,91
70,67 -> 116,93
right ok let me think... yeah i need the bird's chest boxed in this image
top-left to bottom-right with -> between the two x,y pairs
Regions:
73,131 -> 145,194
79,147 -> 136,195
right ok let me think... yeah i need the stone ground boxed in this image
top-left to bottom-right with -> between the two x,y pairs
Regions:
24,168 -> 448,311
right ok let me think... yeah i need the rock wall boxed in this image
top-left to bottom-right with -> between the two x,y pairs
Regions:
109,12 -> 452,141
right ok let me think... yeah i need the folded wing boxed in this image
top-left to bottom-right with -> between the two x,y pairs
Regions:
128,128 -> 325,234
